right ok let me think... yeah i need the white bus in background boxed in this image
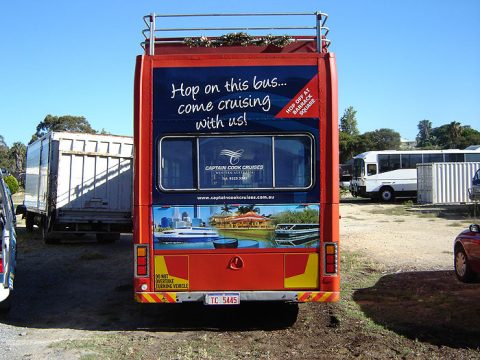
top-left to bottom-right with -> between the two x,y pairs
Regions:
349,146 -> 480,202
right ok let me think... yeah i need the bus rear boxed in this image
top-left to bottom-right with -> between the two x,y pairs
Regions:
133,13 -> 339,307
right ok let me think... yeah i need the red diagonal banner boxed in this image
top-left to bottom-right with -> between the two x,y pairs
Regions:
275,75 -> 319,118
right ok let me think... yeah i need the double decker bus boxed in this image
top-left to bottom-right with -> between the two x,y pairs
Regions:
133,13 -> 339,310
350,147 -> 480,202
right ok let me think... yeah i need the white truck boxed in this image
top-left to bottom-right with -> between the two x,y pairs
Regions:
19,132 -> 133,243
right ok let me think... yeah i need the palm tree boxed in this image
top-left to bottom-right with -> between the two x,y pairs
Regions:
9,142 -> 26,175
0,135 -> 7,148
447,121 -> 462,148
416,119 -> 433,148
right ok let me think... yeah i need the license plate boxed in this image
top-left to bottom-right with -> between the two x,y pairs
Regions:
204,293 -> 240,305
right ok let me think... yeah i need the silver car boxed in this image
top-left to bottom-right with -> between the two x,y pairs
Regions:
0,174 -> 16,311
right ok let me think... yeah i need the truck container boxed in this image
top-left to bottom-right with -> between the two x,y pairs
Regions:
22,132 -> 133,242
417,162 -> 480,204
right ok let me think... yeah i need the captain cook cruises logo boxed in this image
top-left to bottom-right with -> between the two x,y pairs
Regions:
220,149 -> 244,165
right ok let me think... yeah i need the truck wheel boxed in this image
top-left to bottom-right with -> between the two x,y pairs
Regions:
379,187 -> 395,202
96,233 -> 121,243
26,212 -> 34,232
42,217 -> 59,244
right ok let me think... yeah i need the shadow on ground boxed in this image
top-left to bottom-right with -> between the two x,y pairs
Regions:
1,227 -> 297,332
353,270 -> 480,349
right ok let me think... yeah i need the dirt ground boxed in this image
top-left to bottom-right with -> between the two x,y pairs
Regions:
0,198 -> 479,359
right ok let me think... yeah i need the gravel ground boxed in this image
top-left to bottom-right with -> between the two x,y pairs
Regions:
0,199 -> 477,359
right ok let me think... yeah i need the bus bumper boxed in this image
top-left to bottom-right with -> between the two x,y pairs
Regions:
135,291 -> 340,303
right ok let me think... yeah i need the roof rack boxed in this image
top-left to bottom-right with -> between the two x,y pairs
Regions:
141,12 -> 330,55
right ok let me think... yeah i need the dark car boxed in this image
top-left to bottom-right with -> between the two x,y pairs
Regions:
471,169 -> 480,200
454,224 -> 480,282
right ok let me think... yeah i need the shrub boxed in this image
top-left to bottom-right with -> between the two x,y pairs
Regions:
4,175 -> 19,194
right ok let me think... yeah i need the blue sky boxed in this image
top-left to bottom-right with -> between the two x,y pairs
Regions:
1,1 -> 479,146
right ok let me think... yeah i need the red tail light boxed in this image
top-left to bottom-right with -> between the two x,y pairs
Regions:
324,243 -> 338,275
135,245 -> 149,277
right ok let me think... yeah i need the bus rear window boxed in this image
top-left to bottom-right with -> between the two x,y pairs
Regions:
159,135 -> 313,191
199,136 -> 273,189
160,138 -> 195,190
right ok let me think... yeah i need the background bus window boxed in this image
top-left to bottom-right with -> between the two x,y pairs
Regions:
274,136 -> 311,188
444,154 -> 465,162
378,154 -> 401,173
401,154 -> 423,169
423,154 -> 443,163
367,164 -> 377,176
444,153 -> 465,162
199,136 -> 273,189
466,153 -> 480,162
160,138 -> 195,190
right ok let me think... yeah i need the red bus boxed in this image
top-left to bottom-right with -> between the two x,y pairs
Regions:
133,13 -> 339,310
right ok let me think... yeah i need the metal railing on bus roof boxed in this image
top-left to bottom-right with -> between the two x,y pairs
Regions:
141,12 -> 330,55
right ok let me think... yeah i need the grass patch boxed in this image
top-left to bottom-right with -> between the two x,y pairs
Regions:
417,213 -> 438,219
337,252 -> 389,331
342,215 -> 365,221
447,222 -> 468,227
368,206 -> 410,216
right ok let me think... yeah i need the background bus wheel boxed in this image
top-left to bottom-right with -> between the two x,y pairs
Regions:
380,187 -> 395,202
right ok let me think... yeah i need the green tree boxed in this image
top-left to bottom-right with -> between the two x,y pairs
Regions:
30,114 -> 97,143
339,106 -> 359,136
416,119 -> 433,148
430,124 -> 450,148
339,106 -> 361,163
457,126 -> 480,149
4,175 -> 19,194
339,131 -> 359,163
361,128 -> 401,151
0,135 -> 7,148
447,121 -> 462,148
0,138 -> 12,173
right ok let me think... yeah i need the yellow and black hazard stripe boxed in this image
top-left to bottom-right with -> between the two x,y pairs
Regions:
297,291 -> 339,302
135,292 -> 177,303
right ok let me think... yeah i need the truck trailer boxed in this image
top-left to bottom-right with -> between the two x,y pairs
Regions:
21,132 -> 133,243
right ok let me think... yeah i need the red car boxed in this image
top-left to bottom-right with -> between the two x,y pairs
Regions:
454,224 -> 480,282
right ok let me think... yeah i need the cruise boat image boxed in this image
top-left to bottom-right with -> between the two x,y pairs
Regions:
155,227 -> 220,243
274,224 -> 319,246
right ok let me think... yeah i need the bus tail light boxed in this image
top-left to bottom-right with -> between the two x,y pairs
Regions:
135,245 -> 149,277
324,243 -> 338,275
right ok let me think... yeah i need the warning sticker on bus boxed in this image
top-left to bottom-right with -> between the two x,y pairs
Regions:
154,256 -> 189,290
